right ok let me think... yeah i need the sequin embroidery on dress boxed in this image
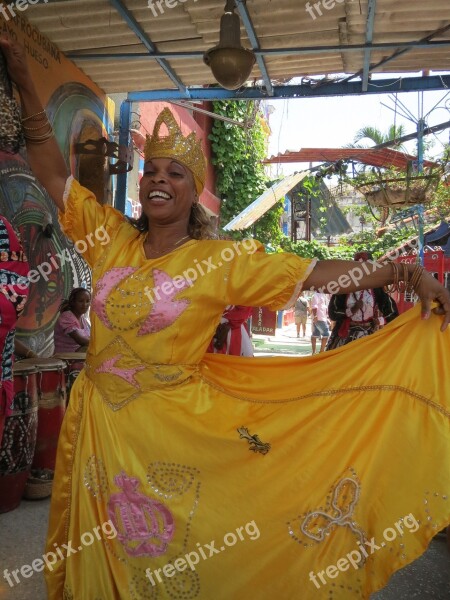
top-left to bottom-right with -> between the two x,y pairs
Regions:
108,472 -> 175,558
287,468 -> 368,556
83,458 -> 203,599
92,267 -> 190,334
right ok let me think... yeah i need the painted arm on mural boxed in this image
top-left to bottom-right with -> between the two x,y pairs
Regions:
0,36 -> 68,212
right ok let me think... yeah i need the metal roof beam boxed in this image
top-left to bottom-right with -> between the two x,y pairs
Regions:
127,75 -> 450,102
107,0 -> 189,97
67,40 -> 450,61
234,0 -> 273,96
362,0 -> 377,92
344,23 -> 450,85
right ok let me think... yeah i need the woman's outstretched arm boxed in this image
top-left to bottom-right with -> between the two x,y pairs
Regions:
304,259 -> 450,331
0,36 -> 68,211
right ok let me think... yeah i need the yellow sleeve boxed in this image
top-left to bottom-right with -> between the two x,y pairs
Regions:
226,240 -> 316,310
58,178 -> 125,268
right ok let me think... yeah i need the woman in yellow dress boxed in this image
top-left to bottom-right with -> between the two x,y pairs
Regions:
2,38 -> 449,600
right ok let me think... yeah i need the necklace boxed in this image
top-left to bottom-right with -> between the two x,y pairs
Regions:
144,233 -> 191,256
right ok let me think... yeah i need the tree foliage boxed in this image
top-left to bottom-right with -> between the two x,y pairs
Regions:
276,226 -> 419,261
209,101 -> 283,244
428,145 -> 450,220
353,125 -> 405,148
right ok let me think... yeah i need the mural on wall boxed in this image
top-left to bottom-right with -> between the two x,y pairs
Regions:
0,15 -> 113,355
0,151 -> 91,355
48,82 -> 113,205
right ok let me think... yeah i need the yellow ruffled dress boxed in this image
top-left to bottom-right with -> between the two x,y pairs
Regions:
46,180 -> 450,599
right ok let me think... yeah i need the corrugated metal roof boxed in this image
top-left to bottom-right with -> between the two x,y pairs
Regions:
223,171 -> 307,230
264,148 -> 438,169
21,0 -> 450,93
313,181 -> 353,237
223,173 -> 352,235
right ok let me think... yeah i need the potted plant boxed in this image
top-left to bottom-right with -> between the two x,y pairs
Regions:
349,161 -> 444,209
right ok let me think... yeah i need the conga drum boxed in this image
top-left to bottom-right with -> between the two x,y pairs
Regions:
53,352 -> 86,403
18,358 -> 66,470
0,363 -> 38,513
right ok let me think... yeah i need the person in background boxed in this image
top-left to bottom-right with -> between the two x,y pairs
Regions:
53,287 -> 91,353
0,215 -> 29,445
326,251 -> 399,351
207,305 -> 254,356
294,291 -> 309,338
310,290 -> 330,353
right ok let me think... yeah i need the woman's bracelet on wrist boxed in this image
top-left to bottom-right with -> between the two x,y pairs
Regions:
407,264 -> 425,293
21,110 -> 54,144
21,109 -> 47,123
387,261 -> 425,293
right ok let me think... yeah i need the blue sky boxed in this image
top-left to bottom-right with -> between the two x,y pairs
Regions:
267,77 -> 450,177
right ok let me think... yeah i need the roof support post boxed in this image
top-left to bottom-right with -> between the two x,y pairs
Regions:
234,0 -> 273,96
362,0 -> 377,92
115,99 -> 131,214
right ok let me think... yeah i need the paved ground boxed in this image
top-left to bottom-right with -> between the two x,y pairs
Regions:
252,318 -> 338,357
0,497 -> 49,600
1,321 -> 448,599
252,320 -> 315,356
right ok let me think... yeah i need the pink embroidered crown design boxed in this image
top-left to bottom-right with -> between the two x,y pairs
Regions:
108,471 -> 175,557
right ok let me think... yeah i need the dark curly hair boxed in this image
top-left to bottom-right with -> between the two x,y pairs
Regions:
59,287 -> 91,313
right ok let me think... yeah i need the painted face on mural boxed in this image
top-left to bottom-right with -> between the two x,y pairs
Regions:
139,158 -> 197,225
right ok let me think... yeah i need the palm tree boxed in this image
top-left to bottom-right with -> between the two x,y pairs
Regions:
351,124 -> 406,150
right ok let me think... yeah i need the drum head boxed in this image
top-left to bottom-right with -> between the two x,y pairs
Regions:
53,353 -> 87,361
13,363 -> 38,375
17,358 -> 66,371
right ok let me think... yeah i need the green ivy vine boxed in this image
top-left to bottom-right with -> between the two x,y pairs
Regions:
209,101 -> 283,244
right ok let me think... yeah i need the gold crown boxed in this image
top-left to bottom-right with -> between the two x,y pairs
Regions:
144,108 -> 206,194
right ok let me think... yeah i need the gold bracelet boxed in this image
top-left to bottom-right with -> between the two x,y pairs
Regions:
24,134 -> 54,145
21,109 -> 47,123
23,122 -> 52,136
399,263 -> 408,293
23,129 -> 53,139
408,265 -> 425,293
24,125 -> 54,144
22,119 -> 51,131
389,261 -> 399,291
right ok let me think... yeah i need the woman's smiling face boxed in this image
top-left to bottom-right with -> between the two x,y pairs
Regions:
139,158 -> 197,225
